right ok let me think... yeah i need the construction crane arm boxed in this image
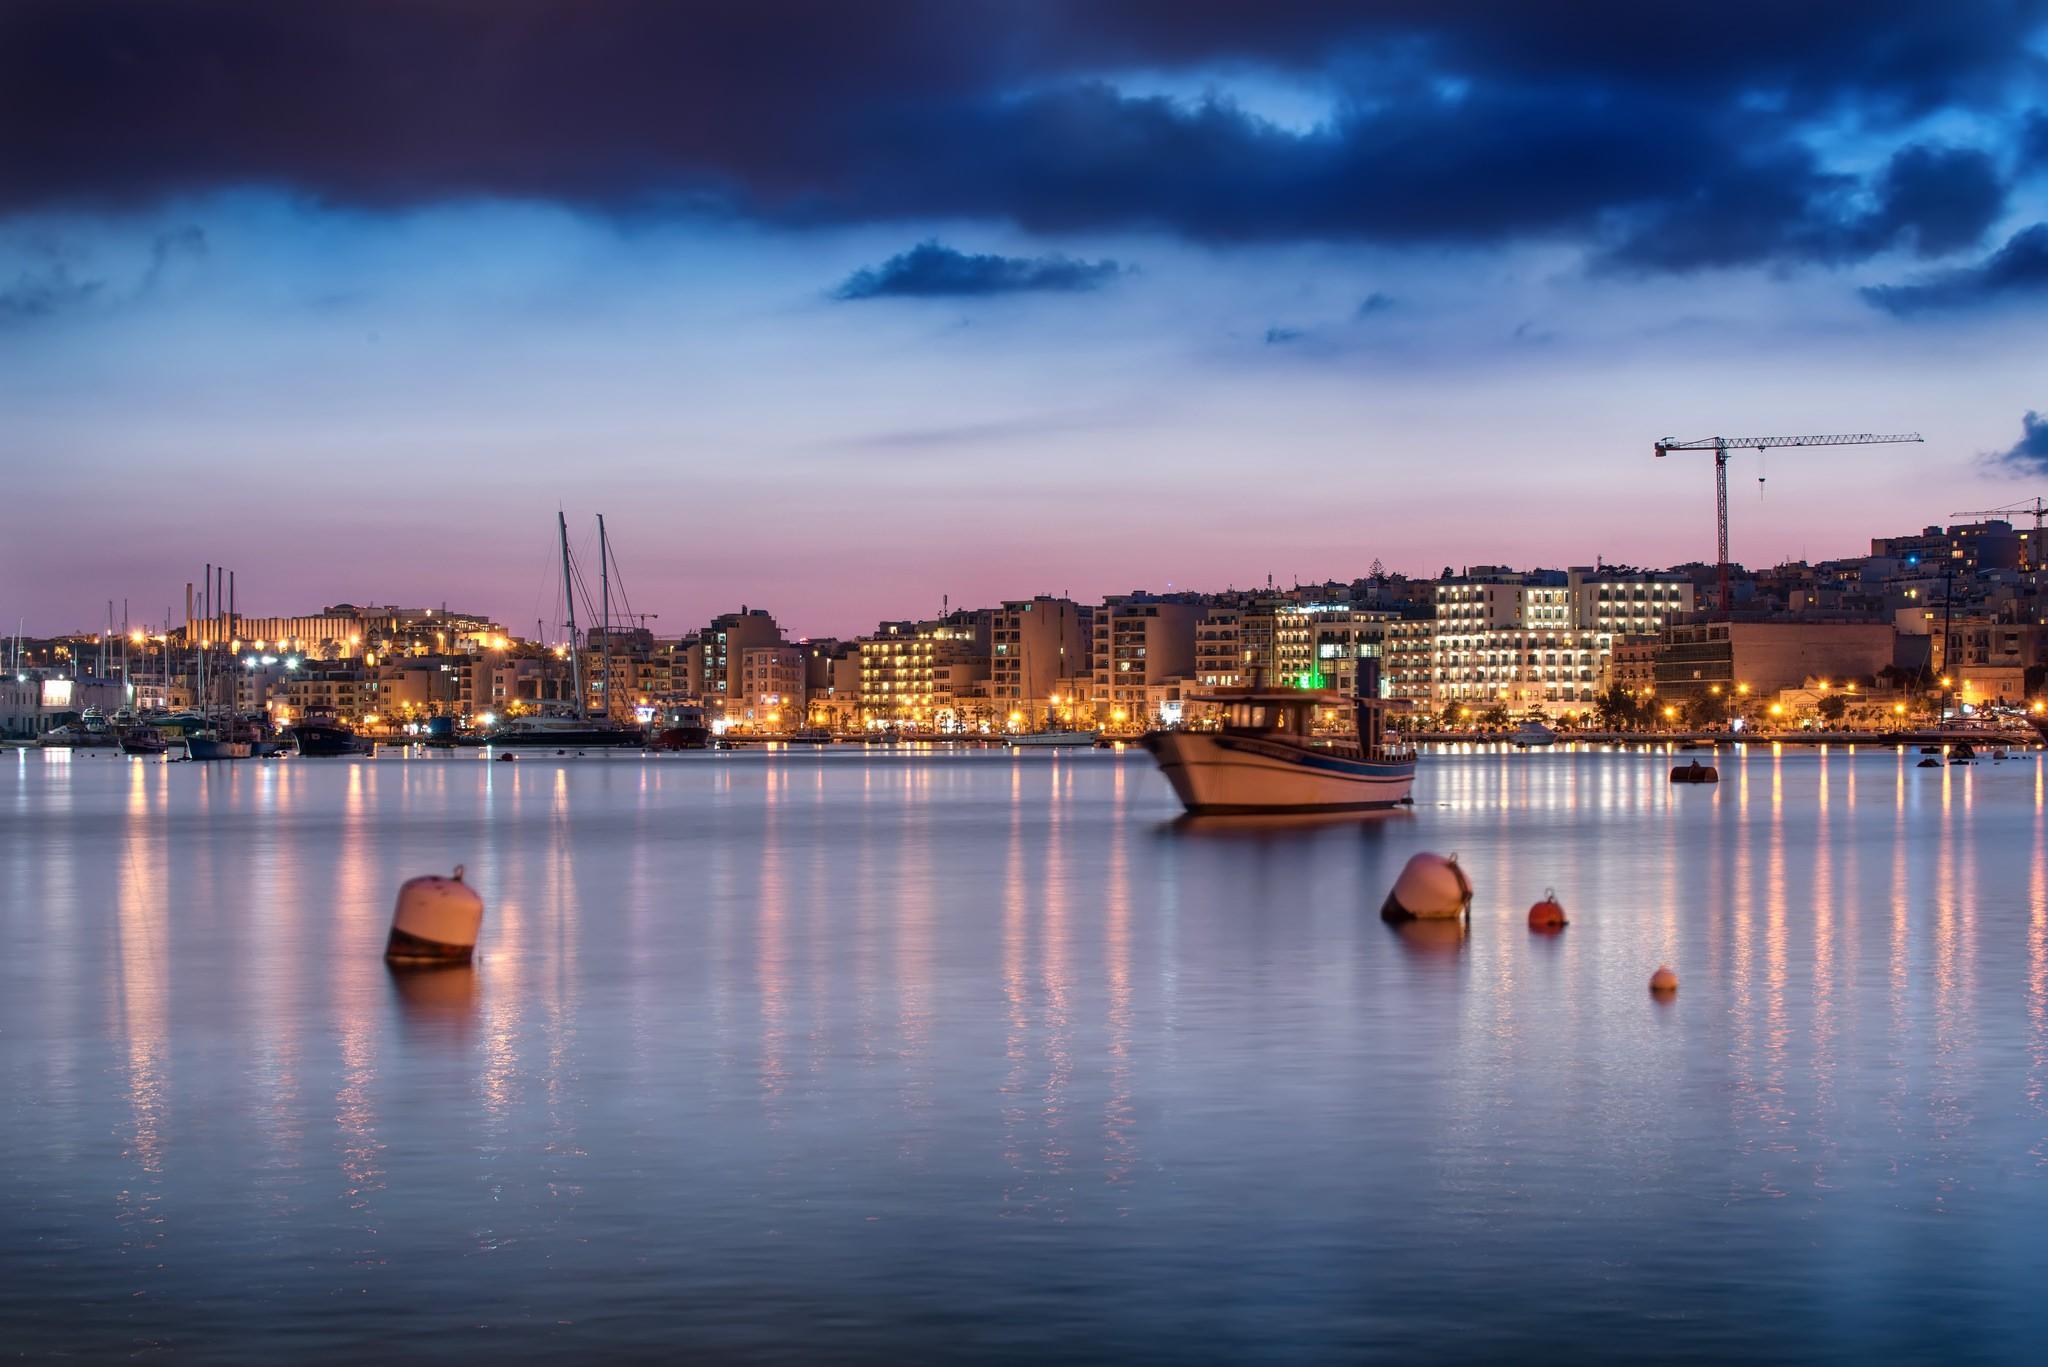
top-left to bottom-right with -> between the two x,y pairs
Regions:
1655,432 -> 1923,456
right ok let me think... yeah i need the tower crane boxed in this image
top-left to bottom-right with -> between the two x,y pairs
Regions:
1950,496 -> 2047,569
1654,432 -> 1924,614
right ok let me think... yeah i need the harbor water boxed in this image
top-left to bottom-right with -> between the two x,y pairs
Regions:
4,745 -> 2046,1362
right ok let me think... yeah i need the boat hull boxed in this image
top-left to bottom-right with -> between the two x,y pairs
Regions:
1004,730 -> 1100,748
1141,731 -> 1415,813
487,726 -> 645,748
292,725 -> 362,757
186,737 -> 253,760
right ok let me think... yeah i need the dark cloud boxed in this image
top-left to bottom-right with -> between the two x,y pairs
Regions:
834,241 -> 1122,299
1355,292 -> 1394,319
4,1 -> 2044,272
0,261 -> 101,320
1861,222 -> 2048,314
1992,410 -> 2048,474
1263,326 -> 1304,344
2024,112 -> 2048,169
1601,141 -> 2004,272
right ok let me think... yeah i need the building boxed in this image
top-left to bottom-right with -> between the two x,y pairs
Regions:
697,608 -> 784,710
1193,608 -> 1245,688
989,598 -> 1090,724
1090,593 -> 1203,728
858,612 -> 992,730
737,644 -> 805,726
1652,618 -> 1897,702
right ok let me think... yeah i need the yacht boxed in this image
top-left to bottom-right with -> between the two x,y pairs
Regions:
487,710 -> 645,748
1509,720 -> 1558,748
1141,666 -> 1415,814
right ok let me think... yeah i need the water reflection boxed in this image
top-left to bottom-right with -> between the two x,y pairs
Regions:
9,746 -> 2048,1361
387,963 -> 480,1042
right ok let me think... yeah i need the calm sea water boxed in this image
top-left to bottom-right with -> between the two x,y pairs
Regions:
4,744 -> 2046,1363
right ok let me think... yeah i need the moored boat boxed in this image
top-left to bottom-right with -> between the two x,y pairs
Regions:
487,712 -> 645,748
291,710 -> 362,756
119,724 -> 170,756
186,734 -> 253,760
1005,728 -> 1100,748
1509,720 -> 1558,748
1141,662 -> 1415,814
38,711 -> 121,749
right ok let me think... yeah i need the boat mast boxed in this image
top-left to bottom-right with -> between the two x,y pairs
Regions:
599,513 -> 613,723
201,565 -> 211,723
558,512 -> 585,716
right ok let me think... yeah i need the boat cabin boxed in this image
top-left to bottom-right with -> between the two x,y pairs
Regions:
1219,690 -> 1340,738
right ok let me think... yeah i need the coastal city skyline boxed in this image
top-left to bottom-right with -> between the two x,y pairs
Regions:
8,491 -> 2042,643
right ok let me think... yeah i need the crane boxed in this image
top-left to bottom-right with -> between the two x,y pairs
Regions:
1654,432 -> 1924,613
1951,496 -> 2047,569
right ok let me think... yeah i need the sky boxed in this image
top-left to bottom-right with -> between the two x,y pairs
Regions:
5,1 -> 2048,639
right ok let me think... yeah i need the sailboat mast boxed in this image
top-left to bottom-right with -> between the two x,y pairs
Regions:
599,514 -> 613,723
559,512 -> 584,715
201,565 -> 211,719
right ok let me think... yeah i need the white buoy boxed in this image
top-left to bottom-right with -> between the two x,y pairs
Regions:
385,864 -> 484,963
1381,852 -> 1473,921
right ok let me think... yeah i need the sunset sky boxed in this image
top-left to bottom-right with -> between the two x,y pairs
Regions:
6,1 -> 2048,638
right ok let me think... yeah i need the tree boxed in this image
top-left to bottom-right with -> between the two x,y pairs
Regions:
1682,694 -> 1721,730
1595,684 -> 1639,731
1816,694 -> 1848,725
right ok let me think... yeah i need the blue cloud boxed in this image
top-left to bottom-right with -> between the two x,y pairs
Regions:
1263,326 -> 1304,345
1862,222 -> 2048,314
1355,292 -> 1394,319
1992,410 -> 2048,474
833,241 -> 1123,299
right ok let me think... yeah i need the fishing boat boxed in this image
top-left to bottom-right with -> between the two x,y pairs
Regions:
119,724 -> 169,756
1508,720 -> 1558,748
652,703 -> 711,750
1141,662 -> 1415,814
291,709 -> 362,756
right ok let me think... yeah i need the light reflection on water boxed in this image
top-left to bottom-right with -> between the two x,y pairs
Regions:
3,744 -> 2047,1362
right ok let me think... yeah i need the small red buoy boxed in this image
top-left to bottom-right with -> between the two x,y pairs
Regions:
1649,965 -> 1678,994
1527,888 -> 1567,931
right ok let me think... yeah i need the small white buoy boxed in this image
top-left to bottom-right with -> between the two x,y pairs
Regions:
385,865 -> 484,963
1381,852 -> 1472,921
1649,965 -> 1678,994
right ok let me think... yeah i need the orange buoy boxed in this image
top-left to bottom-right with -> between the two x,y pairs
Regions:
1527,888 -> 1567,931
1649,965 -> 1678,994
